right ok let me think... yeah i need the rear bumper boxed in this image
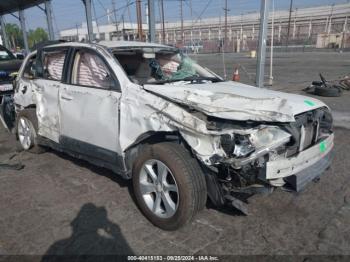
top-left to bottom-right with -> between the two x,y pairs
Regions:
266,134 -> 334,190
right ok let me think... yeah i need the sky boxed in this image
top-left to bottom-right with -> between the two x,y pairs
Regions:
4,0 -> 350,35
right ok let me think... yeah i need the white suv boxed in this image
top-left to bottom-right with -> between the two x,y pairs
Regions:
14,41 -> 334,230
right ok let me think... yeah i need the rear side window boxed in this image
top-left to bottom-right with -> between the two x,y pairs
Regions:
42,50 -> 67,81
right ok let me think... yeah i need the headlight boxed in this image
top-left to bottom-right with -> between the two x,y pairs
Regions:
249,126 -> 291,149
220,127 -> 291,158
220,134 -> 254,157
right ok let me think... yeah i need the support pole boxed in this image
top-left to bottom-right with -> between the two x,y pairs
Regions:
223,0 -> 229,52
341,16 -> 348,50
45,0 -> 55,40
0,16 -> 9,49
148,0 -> 155,42
269,0 -> 275,86
256,0 -> 269,88
286,0 -> 293,48
160,0 -> 165,44
82,0 -> 94,42
180,0 -> 184,45
136,0 -> 143,41
19,10 -> 29,53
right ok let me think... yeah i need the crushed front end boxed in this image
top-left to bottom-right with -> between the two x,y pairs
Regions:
201,107 -> 334,213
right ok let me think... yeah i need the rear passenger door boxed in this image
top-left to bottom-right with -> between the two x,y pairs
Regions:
59,48 -> 122,165
34,47 -> 68,142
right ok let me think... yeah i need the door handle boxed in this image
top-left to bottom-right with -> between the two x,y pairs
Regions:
35,86 -> 43,92
60,94 -> 73,101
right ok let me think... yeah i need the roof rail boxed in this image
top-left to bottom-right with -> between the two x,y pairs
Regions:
32,40 -> 69,50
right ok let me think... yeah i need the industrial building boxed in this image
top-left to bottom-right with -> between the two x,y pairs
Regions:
60,3 -> 350,52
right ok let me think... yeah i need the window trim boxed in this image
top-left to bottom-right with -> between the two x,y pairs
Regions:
21,53 -> 37,80
66,47 -> 121,92
35,46 -> 70,82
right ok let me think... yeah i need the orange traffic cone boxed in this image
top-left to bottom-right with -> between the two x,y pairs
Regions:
232,67 -> 240,81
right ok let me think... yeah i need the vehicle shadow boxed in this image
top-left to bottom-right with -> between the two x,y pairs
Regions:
41,203 -> 133,261
48,149 -> 130,188
47,149 -> 246,218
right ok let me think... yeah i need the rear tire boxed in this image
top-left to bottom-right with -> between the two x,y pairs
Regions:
16,109 -> 45,154
132,142 -> 207,230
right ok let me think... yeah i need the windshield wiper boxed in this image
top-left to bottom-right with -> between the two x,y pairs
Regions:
151,76 -> 223,85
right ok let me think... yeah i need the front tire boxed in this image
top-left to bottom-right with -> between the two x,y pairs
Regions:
132,142 -> 207,230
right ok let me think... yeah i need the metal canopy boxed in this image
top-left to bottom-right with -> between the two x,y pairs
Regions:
0,0 -> 45,16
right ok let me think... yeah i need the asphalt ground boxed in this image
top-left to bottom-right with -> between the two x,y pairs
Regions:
0,52 -> 349,259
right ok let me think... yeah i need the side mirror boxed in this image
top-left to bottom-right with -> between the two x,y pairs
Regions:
16,53 -> 25,60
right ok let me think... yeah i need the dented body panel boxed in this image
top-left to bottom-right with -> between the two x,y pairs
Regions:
143,82 -> 326,122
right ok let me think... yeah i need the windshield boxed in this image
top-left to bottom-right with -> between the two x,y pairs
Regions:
112,48 -> 221,85
0,46 -> 15,61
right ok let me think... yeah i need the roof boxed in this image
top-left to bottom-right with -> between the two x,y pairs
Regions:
98,40 -> 173,49
0,0 -> 45,16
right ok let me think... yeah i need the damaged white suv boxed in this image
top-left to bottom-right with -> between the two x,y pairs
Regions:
14,41 -> 334,230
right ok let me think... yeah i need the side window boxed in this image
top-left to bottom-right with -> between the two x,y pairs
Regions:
22,54 -> 37,79
71,50 -> 114,89
42,50 -> 67,81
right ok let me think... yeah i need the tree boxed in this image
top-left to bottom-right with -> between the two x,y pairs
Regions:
4,24 -> 49,50
5,23 -> 23,50
28,28 -> 48,49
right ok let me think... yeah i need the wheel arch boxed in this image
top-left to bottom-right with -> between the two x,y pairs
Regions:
123,130 -> 196,178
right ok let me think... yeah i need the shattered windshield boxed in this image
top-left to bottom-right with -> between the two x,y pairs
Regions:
112,48 -> 222,85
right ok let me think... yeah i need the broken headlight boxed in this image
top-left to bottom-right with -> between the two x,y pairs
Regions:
249,126 -> 291,150
220,134 -> 254,157
220,127 -> 291,158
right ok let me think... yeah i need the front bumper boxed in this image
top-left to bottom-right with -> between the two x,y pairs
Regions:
266,133 -> 334,190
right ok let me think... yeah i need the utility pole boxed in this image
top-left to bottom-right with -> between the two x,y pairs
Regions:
82,0 -> 94,42
286,0 -> 293,48
327,4 -> 335,35
180,0 -> 184,45
256,0 -> 270,88
341,16 -> 348,50
160,0 -> 165,44
269,0 -> 275,86
76,23 -> 79,41
19,10 -> 29,53
44,0 -> 55,40
148,0 -> 155,42
112,0 -> 118,32
223,0 -> 229,52
136,0 -> 143,40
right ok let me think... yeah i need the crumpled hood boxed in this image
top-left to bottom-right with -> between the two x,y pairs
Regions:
144,81 -> 327,122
